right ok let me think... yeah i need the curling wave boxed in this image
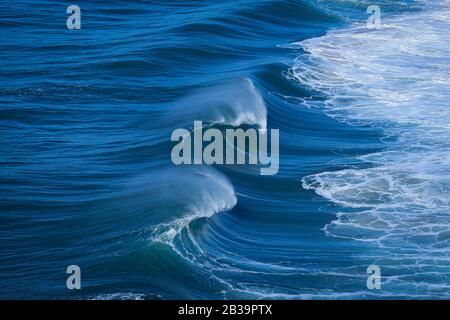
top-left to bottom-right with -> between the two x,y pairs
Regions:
163,78 -> 267,130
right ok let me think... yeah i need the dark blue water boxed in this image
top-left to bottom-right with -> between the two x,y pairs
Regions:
1,0 -> 449,299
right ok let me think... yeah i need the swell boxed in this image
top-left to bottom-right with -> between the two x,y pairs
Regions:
3,0 -> 447,300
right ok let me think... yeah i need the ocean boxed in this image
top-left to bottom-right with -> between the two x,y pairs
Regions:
1,0 -> 449,299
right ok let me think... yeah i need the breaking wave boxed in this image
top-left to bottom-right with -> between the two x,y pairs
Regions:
296,1 -> 450,296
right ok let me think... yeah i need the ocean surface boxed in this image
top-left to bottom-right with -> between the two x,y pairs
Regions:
1,0 -> 449,299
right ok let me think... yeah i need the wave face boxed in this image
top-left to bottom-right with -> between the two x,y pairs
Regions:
1,0 -> 449,299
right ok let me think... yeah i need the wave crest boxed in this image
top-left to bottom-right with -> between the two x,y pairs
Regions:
164,78 -> 267,129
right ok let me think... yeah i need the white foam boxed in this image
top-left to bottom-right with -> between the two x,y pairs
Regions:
295,1 -> 450,296
91,292 -> 147,300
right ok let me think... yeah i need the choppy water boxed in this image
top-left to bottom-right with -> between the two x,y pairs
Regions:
1,0 -> 449,299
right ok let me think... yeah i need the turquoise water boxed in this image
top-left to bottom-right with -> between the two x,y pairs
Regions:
1,0 -> 449,299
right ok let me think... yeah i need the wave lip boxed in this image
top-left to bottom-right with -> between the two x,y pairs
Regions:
163,78 -> 267,130
141,166 -> 237,245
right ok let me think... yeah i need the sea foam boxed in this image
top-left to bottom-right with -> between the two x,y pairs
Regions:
294,1 -> 450,295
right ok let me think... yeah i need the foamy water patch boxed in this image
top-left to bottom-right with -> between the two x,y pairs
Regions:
295,1 -> 450,296
91,292 -> 147,300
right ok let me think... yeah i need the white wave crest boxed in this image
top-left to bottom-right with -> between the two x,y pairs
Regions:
147,167 -> 237,245
165,78 -> 267,129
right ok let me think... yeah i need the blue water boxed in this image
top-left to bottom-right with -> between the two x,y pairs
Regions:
1,0 -> 449,299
